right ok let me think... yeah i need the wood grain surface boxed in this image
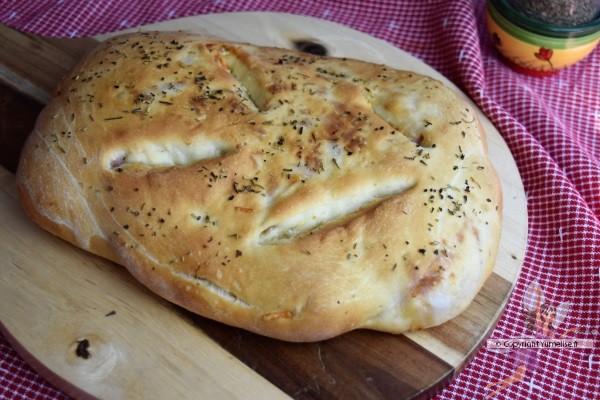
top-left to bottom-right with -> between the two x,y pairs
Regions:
0,13 -> 528,400
0,81 -> 42,173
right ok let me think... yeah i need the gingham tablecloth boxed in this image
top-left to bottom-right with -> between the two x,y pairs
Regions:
1,1 -> 599,399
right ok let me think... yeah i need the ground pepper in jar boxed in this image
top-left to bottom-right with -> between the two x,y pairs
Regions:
508,0 -> 597,26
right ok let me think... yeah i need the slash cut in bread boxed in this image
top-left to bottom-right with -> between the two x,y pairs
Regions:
17,31 -> 502,342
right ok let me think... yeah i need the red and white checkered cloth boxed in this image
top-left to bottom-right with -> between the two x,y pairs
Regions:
1,0 -> 599,399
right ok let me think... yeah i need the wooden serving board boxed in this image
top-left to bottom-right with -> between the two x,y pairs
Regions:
0,13 -> 527,400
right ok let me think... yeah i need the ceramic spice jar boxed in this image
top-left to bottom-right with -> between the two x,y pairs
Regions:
486,0 -> 600,75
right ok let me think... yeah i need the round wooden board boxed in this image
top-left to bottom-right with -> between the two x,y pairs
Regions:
0,13 -> 527,400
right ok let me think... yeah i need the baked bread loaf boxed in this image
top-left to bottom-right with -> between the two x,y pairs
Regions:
17,31 -> 502,342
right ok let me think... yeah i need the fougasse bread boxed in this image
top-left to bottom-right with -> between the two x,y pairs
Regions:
16,31 -> 502,342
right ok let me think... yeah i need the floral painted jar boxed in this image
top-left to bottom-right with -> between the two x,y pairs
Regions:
486,0 -> 600,75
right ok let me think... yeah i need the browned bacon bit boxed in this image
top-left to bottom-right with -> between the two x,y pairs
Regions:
411,134 -> 425,146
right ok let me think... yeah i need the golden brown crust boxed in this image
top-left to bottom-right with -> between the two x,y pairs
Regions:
16,31 -> 502,342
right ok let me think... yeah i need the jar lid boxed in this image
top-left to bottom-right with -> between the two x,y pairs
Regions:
491,0 -> 600,38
